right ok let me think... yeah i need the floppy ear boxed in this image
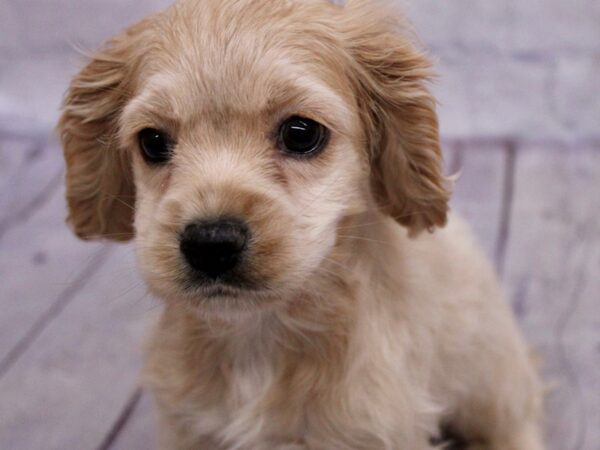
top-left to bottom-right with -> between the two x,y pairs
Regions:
58,19 -> 151,241
343,2 -> 450,235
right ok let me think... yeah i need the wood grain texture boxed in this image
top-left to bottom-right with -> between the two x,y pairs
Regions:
108,390 -> 158,450
0,138 -> 64,239
0,244 -> 156,450
449,141 -> 509,265
0,177 -> 105,367
503,144 -> 600,450
0,139 -> 102,370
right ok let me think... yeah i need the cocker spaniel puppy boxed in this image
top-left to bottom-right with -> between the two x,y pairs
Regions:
58,0 -> 544,448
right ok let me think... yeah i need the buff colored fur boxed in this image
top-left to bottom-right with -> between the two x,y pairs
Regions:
58,0 -> 544,449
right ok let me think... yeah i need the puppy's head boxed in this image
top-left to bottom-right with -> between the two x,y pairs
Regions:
59,0 -> 449,315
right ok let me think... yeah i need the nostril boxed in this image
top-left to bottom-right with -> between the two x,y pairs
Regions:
183,221 -> 248,252
180,219 -> 249,279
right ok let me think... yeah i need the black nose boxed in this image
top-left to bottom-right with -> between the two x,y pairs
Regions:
180,219 -> 249,280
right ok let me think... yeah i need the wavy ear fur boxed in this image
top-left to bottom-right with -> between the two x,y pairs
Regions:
342,0 -> 450,235
58,19 -> 153,241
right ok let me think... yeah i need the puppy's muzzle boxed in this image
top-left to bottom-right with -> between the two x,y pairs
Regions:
180,218 -> 249,280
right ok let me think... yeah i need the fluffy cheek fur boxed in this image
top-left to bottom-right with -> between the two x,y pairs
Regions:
133,135 -> 367,314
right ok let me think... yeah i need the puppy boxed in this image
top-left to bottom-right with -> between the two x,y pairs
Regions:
58,0 -> 544,448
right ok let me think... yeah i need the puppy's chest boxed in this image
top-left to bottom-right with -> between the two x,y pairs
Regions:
188,352 -> 309,443
226,357 -> 277,409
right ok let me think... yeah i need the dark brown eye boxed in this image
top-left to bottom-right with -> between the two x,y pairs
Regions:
279,116 -> 328,157
138,128 -> 172,164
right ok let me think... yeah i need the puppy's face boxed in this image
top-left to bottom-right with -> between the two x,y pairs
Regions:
59,0 -> 449,315
125,16 -> 367,310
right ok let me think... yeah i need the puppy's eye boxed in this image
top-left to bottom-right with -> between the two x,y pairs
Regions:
138,128 -> 173,164
279,116 -> 328,157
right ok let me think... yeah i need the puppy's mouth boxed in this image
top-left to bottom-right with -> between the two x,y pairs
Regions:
180,275 -> 274,304
202,284 -> 244,299
176,282 -> 282,318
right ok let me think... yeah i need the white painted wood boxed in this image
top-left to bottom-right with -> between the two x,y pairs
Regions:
442,140 -> 458,175
0,244 -> 157,450
0,185 -> 106,362
0,138 -> 64,231
0,137 -> 33,202
503,144 -> 600,450
450,141 -> 508,264
110,391 -> 158,450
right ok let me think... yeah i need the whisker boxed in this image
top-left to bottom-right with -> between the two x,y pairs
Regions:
337,234 -> 390,245
109,195 -> 136,212
321,256 -> 353,274
336,208 -> 441,230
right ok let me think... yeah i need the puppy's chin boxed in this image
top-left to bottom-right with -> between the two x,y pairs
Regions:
189,299 -> 268,325
158,281 -> 285,324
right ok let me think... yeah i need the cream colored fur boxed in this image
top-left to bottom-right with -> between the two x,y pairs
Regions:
58,0 -> 544,449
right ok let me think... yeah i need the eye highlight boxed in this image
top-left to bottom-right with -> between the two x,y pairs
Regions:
138,128 -> 173,164
278,116 -> 329,157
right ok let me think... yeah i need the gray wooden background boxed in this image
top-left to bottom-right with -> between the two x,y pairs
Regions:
1,1 -> 599,449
